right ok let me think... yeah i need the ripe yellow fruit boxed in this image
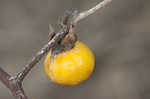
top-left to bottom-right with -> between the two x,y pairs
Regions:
44,41 -> 95,85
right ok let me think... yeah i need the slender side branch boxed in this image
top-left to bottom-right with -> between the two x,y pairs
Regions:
0,26 -> 70,99
74,0 -> 112,23
17,26 -> 70,82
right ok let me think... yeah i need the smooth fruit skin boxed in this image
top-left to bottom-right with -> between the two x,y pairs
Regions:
44,41 -> 95,85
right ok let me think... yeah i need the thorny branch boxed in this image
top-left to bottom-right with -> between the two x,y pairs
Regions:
0,26 -> 70,99
17,26 -> 70,82
0,0 -> 112,99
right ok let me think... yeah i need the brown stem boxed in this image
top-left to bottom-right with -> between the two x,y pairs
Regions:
16,25 -> 70,82
0,25 -> 70,99
0,67 -> 11,88
0,67 -> 28,99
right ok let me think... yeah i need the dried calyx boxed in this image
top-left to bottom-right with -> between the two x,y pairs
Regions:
50,9 -> 78,59
51,30 -> 77,59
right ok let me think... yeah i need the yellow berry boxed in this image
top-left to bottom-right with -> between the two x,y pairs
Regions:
44,41 -> 95,85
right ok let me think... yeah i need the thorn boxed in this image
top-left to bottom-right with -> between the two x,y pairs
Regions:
49,24 -> 54,40
69,25 -> 74,33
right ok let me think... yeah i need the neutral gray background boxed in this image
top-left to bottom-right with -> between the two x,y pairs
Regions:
0,0 -> 150,99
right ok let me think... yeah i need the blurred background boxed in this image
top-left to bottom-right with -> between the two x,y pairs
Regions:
0,0 -> 150,99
